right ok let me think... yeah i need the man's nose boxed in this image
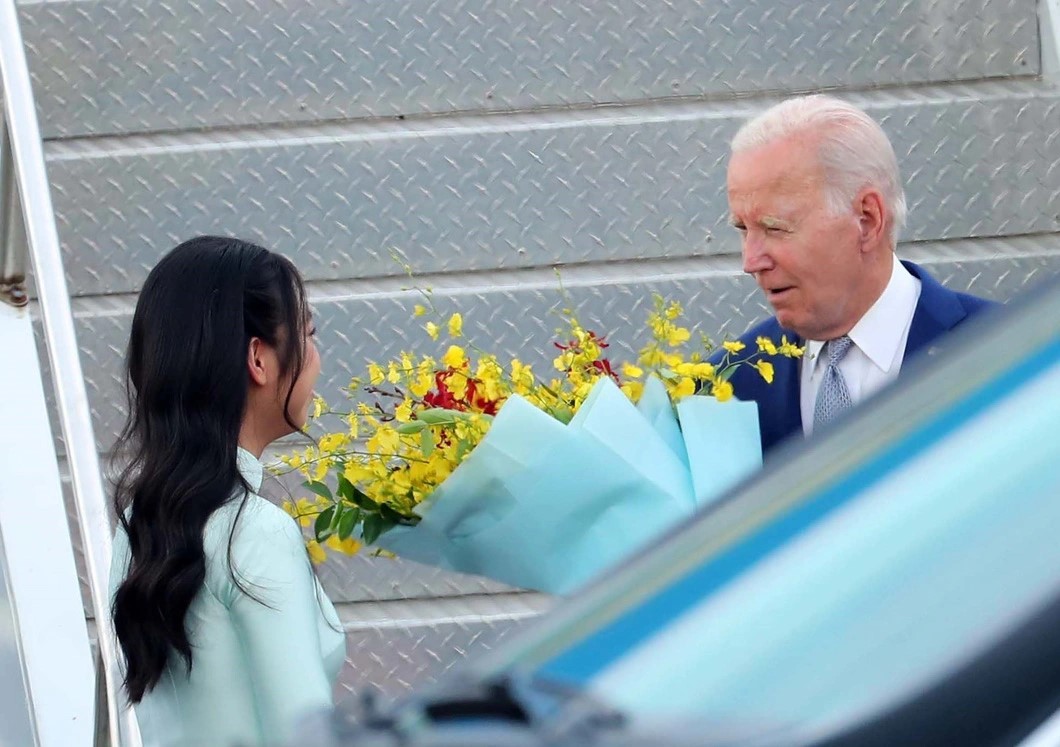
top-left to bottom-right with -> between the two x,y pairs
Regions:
742,235 -> 773,275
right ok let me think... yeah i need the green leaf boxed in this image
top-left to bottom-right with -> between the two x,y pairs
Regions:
718,365 -> 738,383
550,406 -> 574,425
415,408 -> 462,425
361,513 -> 385,545
396,420 -> 428,434
420,427 -> 436,457
302,480 -> 333,501
313,505 -> 337,541
337,507 -> 361,540
361,512 -> 401,545
336,473 -> 356,503
346,485 -> 377,510
378,503 -> 412,524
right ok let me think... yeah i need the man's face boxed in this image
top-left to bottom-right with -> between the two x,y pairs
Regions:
727,135 -> 869,341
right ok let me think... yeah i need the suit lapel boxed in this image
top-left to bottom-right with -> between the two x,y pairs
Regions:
902,261 -> 968,359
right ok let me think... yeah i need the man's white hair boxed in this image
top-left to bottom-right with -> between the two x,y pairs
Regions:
731,94 -> 908,244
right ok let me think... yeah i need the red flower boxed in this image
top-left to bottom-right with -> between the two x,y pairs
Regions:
423,370 -> 464,411
422,369 -> 501,415
590,358 -> 621,384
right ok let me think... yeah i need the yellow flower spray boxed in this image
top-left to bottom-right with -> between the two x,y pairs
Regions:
276,293 -> 801,562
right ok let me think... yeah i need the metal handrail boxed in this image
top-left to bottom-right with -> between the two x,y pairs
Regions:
1,115 -> 28,307
0,3 -> 140,745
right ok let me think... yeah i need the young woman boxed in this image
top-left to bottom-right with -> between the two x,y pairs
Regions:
109,236 -> 345,747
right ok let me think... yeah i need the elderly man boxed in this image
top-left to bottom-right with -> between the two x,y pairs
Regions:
722,94 -> 995,454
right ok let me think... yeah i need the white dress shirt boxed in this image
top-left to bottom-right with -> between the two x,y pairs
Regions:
801,254 -> 922,435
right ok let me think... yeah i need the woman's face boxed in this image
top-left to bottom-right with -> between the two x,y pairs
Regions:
283,318 -> 321,431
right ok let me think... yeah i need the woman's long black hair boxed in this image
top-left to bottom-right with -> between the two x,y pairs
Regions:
111,236 -> 309,703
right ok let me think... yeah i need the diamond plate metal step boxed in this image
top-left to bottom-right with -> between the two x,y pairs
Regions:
35,234 -> 1060,458
20,0 -> 1041,139
37,80 -> 1060,299
333,593 -> 552,707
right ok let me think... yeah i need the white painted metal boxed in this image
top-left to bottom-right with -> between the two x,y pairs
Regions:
0,302 -> 94,745
0,1 -> 140,744
0,513 -> 39,747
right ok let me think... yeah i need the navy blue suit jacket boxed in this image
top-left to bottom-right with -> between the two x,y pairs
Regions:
721,261 -> 997,455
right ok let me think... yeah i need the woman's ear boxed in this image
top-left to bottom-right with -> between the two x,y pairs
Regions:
246,337 -> 269,387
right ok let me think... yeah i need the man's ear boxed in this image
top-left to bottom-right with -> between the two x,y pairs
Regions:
856,187 -> 887,250
247,337 -> 269,387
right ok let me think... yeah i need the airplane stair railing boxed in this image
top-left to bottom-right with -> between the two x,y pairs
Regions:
0,1 -> 140,744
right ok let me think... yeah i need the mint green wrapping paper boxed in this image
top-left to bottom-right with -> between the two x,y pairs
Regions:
377,377 -> 761,594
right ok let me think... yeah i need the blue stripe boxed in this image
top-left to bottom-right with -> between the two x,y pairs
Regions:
539,335 -> 1060,683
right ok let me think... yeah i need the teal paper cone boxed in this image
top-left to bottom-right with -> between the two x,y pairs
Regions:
677,396 -> 761,508
375,377 -> 762,594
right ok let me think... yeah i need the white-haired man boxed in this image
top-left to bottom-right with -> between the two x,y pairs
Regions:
722,94 -> 995,454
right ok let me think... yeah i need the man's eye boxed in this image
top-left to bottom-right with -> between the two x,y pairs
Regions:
732,224 -> 747,233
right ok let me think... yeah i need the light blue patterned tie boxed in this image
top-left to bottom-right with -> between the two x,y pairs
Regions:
814,335 -> 854,429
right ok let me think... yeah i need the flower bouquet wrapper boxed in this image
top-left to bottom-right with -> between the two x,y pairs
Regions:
634,375 -> 690,468
677,394 -> 762,509
377,376 -> 761,594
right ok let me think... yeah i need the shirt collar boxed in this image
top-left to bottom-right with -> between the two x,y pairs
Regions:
807,253 -> 918,373
236,446 -> 264,493
806,338 -> 827,367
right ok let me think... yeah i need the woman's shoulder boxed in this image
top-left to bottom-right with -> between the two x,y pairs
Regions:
203,491 -> 309,604
205,491 -> 303,556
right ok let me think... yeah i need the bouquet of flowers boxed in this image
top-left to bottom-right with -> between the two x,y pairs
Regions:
279,295 -> 801,594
